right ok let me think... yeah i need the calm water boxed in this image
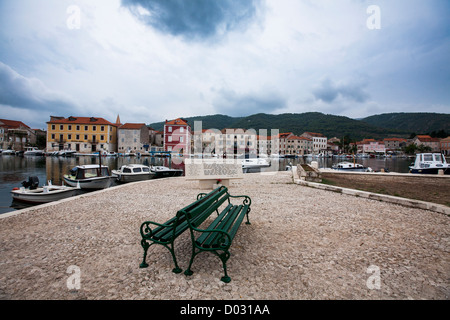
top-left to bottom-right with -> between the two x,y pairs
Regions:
0,154 -> 413,214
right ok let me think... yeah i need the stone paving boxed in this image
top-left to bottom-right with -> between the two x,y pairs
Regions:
0,171 -> 448,299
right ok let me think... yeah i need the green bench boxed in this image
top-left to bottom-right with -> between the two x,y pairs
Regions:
139,186 -> 251,283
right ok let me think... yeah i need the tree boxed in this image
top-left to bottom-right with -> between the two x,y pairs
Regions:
403,144 -> 417,155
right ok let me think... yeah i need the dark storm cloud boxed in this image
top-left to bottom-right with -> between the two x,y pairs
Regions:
313,77 -> 370,104
213,88 -> 286,116
121,0 -> 260,40
0,62 -> 78,113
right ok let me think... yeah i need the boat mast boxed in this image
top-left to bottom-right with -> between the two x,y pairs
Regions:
98,151 -> 102,176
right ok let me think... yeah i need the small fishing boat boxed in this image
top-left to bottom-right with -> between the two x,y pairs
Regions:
150,166 -> 183,178
24,147 -> 44,156
241,158 -> 271,169
112,164 -> 155,183
63,164 -> 113,189
11,177 -> 80,204
409,153 -> 450,174
332,161 -> 373,172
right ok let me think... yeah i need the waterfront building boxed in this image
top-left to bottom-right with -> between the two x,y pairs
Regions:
118,123 -> 149,154
412,135 -> 441,152
356,139 -> 386,155
384,138 -> 407,152
286,135 -> 313,156
46,116 -> 119,153
164,118 -> 191,155
440,136 -> 450,156
300,132 -> 328,154
0,119 -> 36,151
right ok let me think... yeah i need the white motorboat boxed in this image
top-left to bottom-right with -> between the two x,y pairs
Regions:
409,153 -> 450,175
332,161 -> 373,172
11,177 -> 80,204
24,147 -> 44,156
241,158 -> 271,169
64,164 -> 113,189
2,149 -> 16,155
112,164 -> 155,183
150,166 -> 183,178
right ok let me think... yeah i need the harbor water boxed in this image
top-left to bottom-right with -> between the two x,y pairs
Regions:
0,154 -> 413,214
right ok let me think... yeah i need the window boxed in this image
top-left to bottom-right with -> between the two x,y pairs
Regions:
101,135 -> 105,141
76,135 -> 80,140
76,125 -> 80,131
180,127 -> 184,133
51,134 -> 55,139
68,125 -> 72,130
68,134 -> 72,140
101,126 -> 105,131
51,125 -> 55,130
60,125 -> 64,130
84,135 -> 88,140
168,136 -> 173,142
84,126 -> 88,131
93,126 -> 97,131
168,126 -> 172,132
180,136 -> 184,143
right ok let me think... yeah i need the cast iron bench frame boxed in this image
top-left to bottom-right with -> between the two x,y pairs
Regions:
139,186 -> 251,282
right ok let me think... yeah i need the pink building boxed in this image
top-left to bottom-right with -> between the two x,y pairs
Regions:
357,139 -> 386,154
163,118 -> 191,155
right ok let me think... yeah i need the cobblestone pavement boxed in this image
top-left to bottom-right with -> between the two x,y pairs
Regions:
0,171 -> 448,299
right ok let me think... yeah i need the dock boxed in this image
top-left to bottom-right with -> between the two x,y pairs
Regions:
0,170 -> 448,300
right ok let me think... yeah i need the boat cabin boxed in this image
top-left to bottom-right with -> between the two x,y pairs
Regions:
69,165 -> 110,179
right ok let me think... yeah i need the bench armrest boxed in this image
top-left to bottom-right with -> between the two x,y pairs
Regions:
140,219 -> 176,239
196,192 -> 208,200
189,225 -> 233,249
228,194 -> 252,207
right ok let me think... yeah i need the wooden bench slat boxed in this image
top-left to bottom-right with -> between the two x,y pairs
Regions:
226,205 -> 248,243
194,203 -> 234,246
198,205 -> 242,249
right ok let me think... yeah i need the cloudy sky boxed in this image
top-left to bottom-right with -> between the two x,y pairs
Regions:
0,0 -> 449,129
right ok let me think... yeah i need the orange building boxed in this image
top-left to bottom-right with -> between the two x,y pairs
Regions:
46,116 -> 119,153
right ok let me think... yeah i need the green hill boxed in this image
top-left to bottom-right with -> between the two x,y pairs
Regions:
360,112 -> 450,134
149,112 -> 449,141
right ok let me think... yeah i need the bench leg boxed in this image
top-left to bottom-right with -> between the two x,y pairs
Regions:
168,243 -> 183,274
245,208 -> 251,225
139,239 -> 150,268
219,251 -> 231,283
139,239 -> 182,273
184,246 -> 199,277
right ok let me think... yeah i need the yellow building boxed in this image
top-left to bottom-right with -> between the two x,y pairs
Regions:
46,116 -> 119,153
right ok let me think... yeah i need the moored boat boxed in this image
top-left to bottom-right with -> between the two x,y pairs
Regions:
241,158 -> 271,169
63,164 -> 113,189
24,147 -> 44,156
112,164 -> 155,183
332,161 -> 373,172
409,153 -> 450,174
150,166 -> 183,178
11,177 -> 81,204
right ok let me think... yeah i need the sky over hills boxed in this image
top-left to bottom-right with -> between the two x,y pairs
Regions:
0,0 -> 449,129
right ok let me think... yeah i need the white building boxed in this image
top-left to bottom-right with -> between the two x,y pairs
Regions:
300,132 -> 328,154
118,123 -> 149,153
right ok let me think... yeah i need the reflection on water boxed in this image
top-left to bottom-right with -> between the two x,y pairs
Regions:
0,154 -> 414,214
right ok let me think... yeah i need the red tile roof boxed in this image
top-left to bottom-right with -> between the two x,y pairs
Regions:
0,119 -> 30,129
47,116 -> 116,126
165,118 -> 189,126
119,123 -> 147,129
